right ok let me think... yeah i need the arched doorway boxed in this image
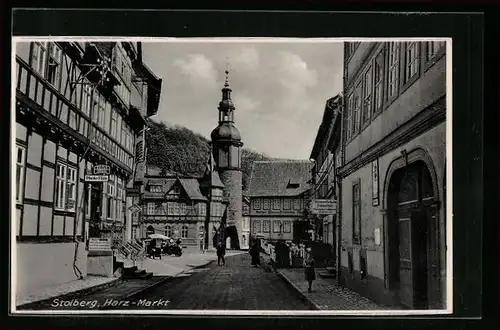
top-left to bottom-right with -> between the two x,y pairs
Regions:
224,225 -> 240,250
146,225 -> 155,237
386,160 -> 442,309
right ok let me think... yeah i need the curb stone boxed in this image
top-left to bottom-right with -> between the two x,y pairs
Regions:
275,270 -> 320,311
16,277 -> 122,309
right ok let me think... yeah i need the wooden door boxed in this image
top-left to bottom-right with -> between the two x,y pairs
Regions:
397,208 -> 414,308
426,207 -> 442,308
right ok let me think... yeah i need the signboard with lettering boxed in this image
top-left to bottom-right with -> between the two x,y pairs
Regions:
93,165 -> 111,175
88,237 -> 111,251
126,187 -> 141,197
85,175 -> 109,182
310,199 -> 337,215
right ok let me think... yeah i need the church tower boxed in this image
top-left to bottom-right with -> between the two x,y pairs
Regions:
210,69 -> 243,249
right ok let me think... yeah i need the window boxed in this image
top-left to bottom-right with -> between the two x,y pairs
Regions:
31,42 -> 48,77
55,163 -> 77,212
273,220 -> 281,233
81,84 -> 92,116
199,203 -> 207,215
181,225 -> 188,238
426,41 -> 445,61
263,220 -> 270,233
86,184 -> 92,217
263,199 -> 270,210
47,43 -> 62,88
293,198 -> 301,210
272,199 -> 280,210
116,182 -> 123,223
387,42 -> 400,99
15,146 -> 26,203
107,182 -> 115,220
362,66 -> 372,124
254,199 -> 261,209
147,202 -> 155,215
283,221 -> 291,233
165,225 -> 172,237
253,220 -> 261,233
283,198 -> 291,210
352,180 -> 361,244
373,51 -> 385,112
346,93 -> 354,139
404,42 -> 419,82
110,109 -> 118,139
352,84 -> 362,135
150,185 -> 162,193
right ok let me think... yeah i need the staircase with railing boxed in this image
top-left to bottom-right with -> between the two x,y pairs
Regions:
111,230 -> 152,279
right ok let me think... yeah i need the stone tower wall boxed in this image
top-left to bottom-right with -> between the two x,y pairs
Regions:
219,169 -> 243,247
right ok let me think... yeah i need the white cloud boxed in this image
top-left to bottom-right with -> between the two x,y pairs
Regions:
173,54 -> 218,87
229,46 -> 260,71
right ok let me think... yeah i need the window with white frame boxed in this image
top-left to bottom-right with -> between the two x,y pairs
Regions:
31,42 -> 48,77
86,184 -> 92,218
426,41 -> 445,61
353,84 -> 362,134
116,181 -> 123,223
181,225 -> 188,238
253,198 -> 261,209
388,42 -> 400,98
81,84 -> 92,117
110,108 -> 118,138
263,198 -> 270,210
283,221 -> 291,233
106,181 -> 115,220
346,93 -> 354,139
374,51 -> 385,112
147,202 -> 155,215
362,66 -> 372,124
199,203 -> 206,215
405,42 -> 419,82
47,43 -> 62,88
15,145 -> 26,203
283,198 -> 291,210
55,162 -> 77,212
273,220 -> 281,233
272,198 -> 280,210
253,220 -> 261,233
150,185 -> 162,193
263,220 -> 270,233
165,225 -> 172,237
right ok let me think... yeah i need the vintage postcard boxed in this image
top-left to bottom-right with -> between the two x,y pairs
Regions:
11,37 -> 452,315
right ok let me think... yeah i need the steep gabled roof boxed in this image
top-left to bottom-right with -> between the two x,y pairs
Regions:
247,160 -> 312,197
178,179 -> 207,201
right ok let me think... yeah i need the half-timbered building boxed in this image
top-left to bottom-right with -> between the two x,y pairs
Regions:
14,41 -> 161,297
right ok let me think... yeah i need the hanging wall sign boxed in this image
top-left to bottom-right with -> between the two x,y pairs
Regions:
372,158 -> 380,206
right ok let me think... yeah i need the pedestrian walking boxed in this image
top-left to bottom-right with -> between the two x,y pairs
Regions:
249,239 -> 261,266
304,247 -> 316,293
216,241 -> 226,266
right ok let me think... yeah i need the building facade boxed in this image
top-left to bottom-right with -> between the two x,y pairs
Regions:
139,163 -> 228,250
338,41 -> 447,309
240,195 -> 251,249
14,41 -> 161,297
210,71 -> 244,249
247,161 -> 312,242
309,95 -> 342,250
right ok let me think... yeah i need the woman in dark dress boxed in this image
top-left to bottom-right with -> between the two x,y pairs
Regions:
250,240 -> 261,266
304,247 -> 316,292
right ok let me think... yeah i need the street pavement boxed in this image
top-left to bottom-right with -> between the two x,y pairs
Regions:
19,253 -> 312,311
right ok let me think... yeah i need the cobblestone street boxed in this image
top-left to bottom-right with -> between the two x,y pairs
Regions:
19,253 -> 311,311
118,253 -> 311,310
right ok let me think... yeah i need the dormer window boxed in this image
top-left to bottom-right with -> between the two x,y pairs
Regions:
168,185 -> 181,195
286,180 -> 300,189
150,185 -> 162,193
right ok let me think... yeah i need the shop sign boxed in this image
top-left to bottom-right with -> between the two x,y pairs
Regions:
85,175 -> 109,182
126,187 -> 141,197
129,203 -> 142,214
93,165 -> 111,175
309,199 -> 337,215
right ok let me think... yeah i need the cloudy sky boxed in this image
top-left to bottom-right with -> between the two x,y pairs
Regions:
142,40 -> 343,160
